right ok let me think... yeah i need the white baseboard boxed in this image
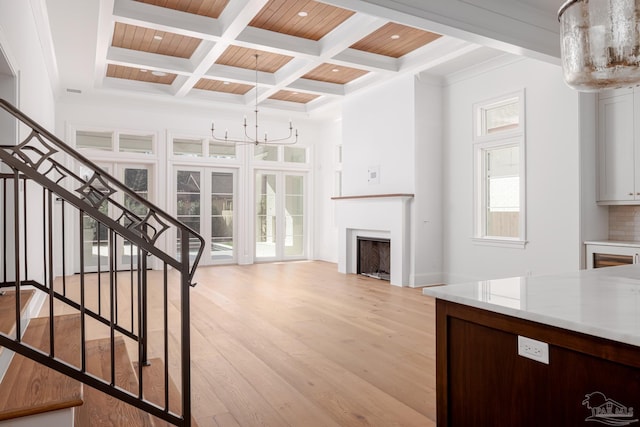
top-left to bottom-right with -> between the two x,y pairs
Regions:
409,272 -> 446,288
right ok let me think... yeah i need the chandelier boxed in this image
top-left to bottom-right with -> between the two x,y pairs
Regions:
211,54 -> 298,145
558,0 -> 640,91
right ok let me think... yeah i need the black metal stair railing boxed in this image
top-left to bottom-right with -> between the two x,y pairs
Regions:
0,98 -> 204,427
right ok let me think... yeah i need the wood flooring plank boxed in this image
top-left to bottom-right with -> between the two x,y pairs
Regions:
189,283 -> 434,426
0,290 -> 34,337
44,261 -> 437,427
75,336 -> 154,427
0,314 -> 83,421
132,358 -> 200,427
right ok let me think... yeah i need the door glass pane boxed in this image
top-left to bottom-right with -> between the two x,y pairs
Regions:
77,131 -> 113,151
255,173 -> 276,258
254,145 -> 278,161
485,145 -> 519,238
211,172 -> 234,261
80,166 -> 110,270
122,168 -> 150,266
120,134 -> 153,154
176,170 -> 201,261
285,175 -> 304,256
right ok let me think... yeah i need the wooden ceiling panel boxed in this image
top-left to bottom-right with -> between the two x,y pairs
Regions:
194,78 -> 253,94
268,90 -> 319,104
112,22 -> 201,58
215,46 -> 293,73
249,0 -> 355,41
106,64 -> 177,85
134,0 -> 229,18
302,63 -> 368,85
350,22 -> 441,58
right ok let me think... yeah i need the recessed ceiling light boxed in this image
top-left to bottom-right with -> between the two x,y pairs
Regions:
298,11 -> 308,17
391,34 -> 400,40
223,81 -> 230,85
332,68 -> 340,72
140,69 -> 148,73
292,92 -> 299,95
151,70 -> 167,77
153,35 -> 163,41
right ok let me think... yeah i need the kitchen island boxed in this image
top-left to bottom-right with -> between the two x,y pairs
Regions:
423,264 -> 640,426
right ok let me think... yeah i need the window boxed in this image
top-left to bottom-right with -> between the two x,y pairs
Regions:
120,134 -> 153,154
209,141 -> 236,159
77,131 -> 113,151
76,130 -> 155,154
254,145 -> 278,161
284,146 -> 306,163
173,138 -> 203,157
473,90 -> 526,247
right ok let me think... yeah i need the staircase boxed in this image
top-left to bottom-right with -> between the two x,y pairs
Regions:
0,99 -> 204,426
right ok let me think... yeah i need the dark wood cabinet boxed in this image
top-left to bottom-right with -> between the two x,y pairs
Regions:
436,299 -> 640,426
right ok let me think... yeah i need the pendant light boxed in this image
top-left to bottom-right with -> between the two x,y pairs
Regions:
558,0 -> 640,91
211,54 -> 298,145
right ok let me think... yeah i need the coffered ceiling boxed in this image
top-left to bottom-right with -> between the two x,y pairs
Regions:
48,0 -> 512,114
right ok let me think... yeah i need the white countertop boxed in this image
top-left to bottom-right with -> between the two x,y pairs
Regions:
423,264 -> 640,347
584,240 -> 640,248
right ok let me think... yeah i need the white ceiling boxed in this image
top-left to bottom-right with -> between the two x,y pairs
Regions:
42,0 -> 566,116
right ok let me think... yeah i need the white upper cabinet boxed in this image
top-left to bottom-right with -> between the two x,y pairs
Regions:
597,91 -> 638,203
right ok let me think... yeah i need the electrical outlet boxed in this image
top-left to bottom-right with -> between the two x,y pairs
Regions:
518,336 -> 549,364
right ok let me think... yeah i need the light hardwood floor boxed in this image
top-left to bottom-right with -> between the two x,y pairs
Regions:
46,261 -> 437,427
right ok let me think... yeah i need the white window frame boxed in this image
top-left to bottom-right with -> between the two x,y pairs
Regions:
472,89 -> 527,248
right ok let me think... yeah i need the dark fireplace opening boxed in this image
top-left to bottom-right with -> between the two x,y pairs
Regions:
357,237 -> 390,281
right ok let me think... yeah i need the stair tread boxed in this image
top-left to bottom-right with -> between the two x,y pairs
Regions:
75,336 -> 155,427
0,313 -> 83,421
0,290 -> 35,336
133,358 -> 199,427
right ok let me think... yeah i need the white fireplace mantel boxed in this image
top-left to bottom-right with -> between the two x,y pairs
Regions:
332,194 -> 414,286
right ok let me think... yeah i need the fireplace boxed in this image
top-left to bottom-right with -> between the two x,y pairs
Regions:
357,237 -> 390,280
333,194 -> 413,286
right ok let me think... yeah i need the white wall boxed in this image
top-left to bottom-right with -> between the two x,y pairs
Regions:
313,116 -> 341,263
413,75 -> 443,285
0,1 -> 55,129
0,1 -> 57,285
443,57 -> 584,283
342,75 -> 416,196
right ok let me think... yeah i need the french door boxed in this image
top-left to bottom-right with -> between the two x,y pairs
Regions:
255,171 -> 306,261
79,163 -> 152,272
175,167 -> 237,265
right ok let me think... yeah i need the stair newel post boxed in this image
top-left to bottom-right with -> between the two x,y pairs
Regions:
12,169 -> 20,341
180,229 -> 192,427
141,249 -> 149,367
79,210 -> 87,372
47,188 -> 55,357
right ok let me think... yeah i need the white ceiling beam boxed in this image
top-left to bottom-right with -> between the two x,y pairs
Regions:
235,27 -> 320,57
107,46 -> 193,75
286,79 -> 345,96
331,49 -> 398,73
